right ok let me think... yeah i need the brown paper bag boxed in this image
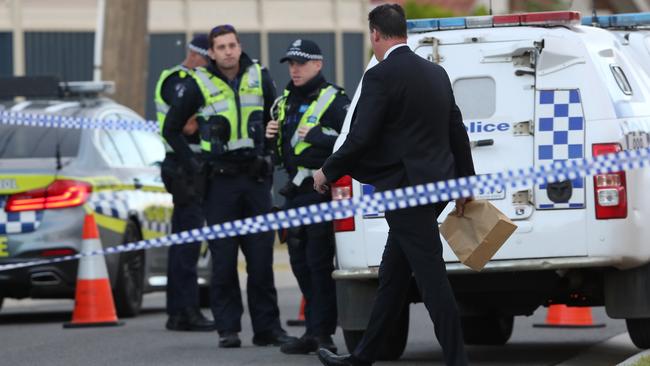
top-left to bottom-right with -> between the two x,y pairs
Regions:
439,200 -> 517,271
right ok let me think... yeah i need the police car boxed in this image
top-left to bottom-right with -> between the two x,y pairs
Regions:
331,11 -> 650,359
0,77 -> 210,317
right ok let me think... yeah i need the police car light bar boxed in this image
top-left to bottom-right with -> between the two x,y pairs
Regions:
581,12 -> 650,29
407,11 -> 581,33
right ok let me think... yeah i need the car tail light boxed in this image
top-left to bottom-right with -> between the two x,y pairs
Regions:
41,248 -> 76,257
521,11 -> 581,26
592,143 -> 627,219
6,180 -> 92,212
331,175 -> 355,232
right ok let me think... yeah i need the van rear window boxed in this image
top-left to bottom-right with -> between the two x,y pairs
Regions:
0,125 -> 81,159
453,77 -> 496,119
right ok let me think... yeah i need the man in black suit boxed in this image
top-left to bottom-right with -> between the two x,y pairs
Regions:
313,4 -> 474,366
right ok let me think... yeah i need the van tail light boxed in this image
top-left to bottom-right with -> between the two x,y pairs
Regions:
5,180 -> 92,212
331,175 -> 355,232
592,144 -> 627,219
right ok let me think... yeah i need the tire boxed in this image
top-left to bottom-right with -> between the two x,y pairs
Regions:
343,303 -> 409,361
461,315 -> 513,345
113,221 -> 145,318
626,318 -> 650,349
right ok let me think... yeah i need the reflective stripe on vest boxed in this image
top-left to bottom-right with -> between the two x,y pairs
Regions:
154,65 -> 189,135
278,85 -> 338,156
192,64 -> 264,153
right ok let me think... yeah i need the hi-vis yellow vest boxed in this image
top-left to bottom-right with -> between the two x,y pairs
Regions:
277,85 -> 338,158
154,65 -> 190,138
191,64 -> 264,153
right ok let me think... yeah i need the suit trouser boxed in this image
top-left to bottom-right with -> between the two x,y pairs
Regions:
161,156 -> 205,316
204,173 -> 283,335
285,191 -> 337,337
353,204 -> 468,366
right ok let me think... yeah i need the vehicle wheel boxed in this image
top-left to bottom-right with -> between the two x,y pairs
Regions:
626,318 -> 650,349
113,221 -> 145,318
343,302 -> 409,361
461,315 -> 513,345
199,286 -> 210,308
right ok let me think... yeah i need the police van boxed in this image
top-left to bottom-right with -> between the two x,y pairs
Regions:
331,11 -> 650,359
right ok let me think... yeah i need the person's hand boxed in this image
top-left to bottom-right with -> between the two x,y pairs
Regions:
183,116 -> 199,135
265,120 -> 279,139
313,169 -> 329,194
454,197 -> 473,217
297,125 -> 313,138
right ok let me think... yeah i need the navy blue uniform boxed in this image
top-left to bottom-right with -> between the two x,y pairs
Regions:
159,71 -> 205,317
163,54 -> 286,337
276,73 -> 350,337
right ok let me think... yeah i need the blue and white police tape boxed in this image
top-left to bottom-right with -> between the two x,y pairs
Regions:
0,145 -> 648,272
0,110 -> 159,133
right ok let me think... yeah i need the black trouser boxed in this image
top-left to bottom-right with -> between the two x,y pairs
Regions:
161,155 -> 205,316
285,190 -> 337,337
204,173 -> 282,335
353,204 -> 468,366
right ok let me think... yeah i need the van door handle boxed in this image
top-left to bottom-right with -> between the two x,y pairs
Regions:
515,69 -> 535,77
470,139 -> 494,148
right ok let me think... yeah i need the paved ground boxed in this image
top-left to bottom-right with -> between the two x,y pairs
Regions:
0,247 -> 642,366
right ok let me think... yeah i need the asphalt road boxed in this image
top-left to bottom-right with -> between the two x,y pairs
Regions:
0,248 -> 642,366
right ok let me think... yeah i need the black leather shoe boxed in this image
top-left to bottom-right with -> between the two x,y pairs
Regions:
165,307 -> 216,332
219,332 -> 241,348
316,335 -> 338,354
280,335 -> 318,354
317,349 -> 369,366
252,329 -> 298,346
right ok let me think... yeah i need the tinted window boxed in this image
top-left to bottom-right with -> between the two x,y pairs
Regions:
0,125 -> 81,158
132,131 -> 165,166
453,77 -> 496,119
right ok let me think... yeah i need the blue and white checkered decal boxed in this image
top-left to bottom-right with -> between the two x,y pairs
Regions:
534,89 -> 585,209
0,196 -> 43,235
88,191 -> 172,235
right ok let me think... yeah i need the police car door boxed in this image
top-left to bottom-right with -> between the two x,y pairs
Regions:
419,37 -> 570,260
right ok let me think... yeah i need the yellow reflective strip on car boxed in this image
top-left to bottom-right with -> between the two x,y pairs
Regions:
142,229 -> 163,240
0,175 -> 55,194
0,237 -> 8,257
94,213 -> 127,234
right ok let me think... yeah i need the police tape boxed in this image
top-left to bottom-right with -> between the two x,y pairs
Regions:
0,144 -> 648,272
0,110 -> 159,133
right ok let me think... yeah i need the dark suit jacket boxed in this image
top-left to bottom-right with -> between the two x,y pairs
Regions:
322,45 -> 475,191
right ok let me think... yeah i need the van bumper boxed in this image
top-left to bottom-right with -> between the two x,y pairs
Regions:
332,256 -> 624,280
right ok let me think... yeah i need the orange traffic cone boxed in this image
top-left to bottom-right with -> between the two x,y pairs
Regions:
286,297 -> 306,327
63,214 -> 123,328
534,304 -> 604,328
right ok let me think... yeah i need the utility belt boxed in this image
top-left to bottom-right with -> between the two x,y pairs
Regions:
164,143 -> 202,154
208,155 -> 273,181
279,169 -> 316,198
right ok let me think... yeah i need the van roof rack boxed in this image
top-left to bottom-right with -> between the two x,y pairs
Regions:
0,76 -> 115,100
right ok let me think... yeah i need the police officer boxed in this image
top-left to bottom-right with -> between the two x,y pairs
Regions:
157,34 -> 215,332
266,39 -> 350,355
163,25 -> 295,348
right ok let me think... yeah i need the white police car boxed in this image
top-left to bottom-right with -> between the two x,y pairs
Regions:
331,11 -> 650,359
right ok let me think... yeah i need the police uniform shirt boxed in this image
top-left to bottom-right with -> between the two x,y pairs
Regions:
162,53 -> 277,172
280,73 -> 350,177
160,70 -> 200,146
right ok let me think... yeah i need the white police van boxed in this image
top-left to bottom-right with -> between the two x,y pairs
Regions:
331,11 -> 650,359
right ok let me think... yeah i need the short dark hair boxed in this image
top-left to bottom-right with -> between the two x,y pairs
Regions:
208,24 -> 240,48
368,4 -> 407,39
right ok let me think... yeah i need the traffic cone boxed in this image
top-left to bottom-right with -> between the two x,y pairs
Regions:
286,297 -> 306,327
534,304 -> 604,328
63,214 -> 123,328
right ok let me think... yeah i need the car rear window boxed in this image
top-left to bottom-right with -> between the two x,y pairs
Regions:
0,125 -> 82,158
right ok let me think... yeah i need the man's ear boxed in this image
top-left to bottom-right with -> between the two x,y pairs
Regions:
315,60 -> 323,72
208,48 -> 216,61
